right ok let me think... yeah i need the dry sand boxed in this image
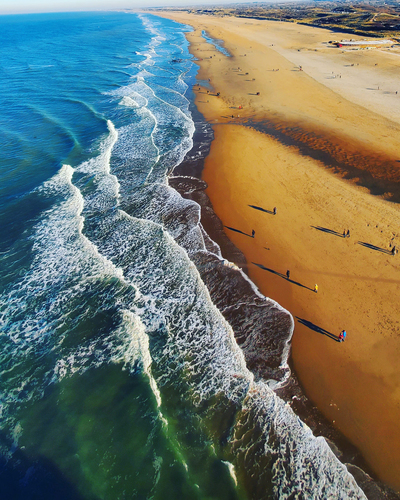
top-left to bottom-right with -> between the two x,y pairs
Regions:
152,12 -> 400,491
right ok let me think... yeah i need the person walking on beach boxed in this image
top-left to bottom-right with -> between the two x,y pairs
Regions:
392,246 -> 397,255
314,284 -> 318,293
346,229 -> 350,238
273,207 -> 277,215
251,229 -> 255,238
339,330 -> 347,342
286,270 -> 290,280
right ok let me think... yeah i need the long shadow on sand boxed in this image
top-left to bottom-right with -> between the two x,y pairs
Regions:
252,262 -> 314,291
248,204 -> 275,214
225,226 -> 253,238
311,225 -> 345,238
358,241 -> 393,254
296,317 -> 340,342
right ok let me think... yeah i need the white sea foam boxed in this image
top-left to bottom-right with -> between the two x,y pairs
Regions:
0,160 -> 136,443
119,96 -> 139,108
132,312 -> 162,408
135,68 -> 156,80
110,79 -> 194,186
222,460 -> 237,486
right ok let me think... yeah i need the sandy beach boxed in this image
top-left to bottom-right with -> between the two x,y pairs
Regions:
151,11 -> 400,492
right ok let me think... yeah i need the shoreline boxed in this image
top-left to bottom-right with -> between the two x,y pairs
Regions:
154,11 -> 397,496
170,92 -> 295,387
163,25 -> 397,500
172,96 -> 394,500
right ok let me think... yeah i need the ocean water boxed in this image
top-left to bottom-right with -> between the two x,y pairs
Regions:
201,30 -> 231,57
0,11 -> 366,499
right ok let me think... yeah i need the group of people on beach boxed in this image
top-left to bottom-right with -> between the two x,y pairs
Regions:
342,228 -> 396,255
250,204 -> 351,344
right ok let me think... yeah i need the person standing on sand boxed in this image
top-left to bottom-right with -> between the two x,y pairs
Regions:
273,207 -> 277,215
392,246 -> 396,255
286,270 -> 290,280
346,229 -> 350,238
314,284 -> 318,293
251,229 -> 255,238
339,330 -> 347,342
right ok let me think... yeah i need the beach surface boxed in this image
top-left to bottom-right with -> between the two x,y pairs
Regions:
152,11 -> 400,492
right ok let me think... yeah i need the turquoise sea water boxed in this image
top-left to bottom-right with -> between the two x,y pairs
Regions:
0,11 -> 366,499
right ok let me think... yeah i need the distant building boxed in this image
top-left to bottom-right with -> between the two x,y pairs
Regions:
334,39 -> 394,48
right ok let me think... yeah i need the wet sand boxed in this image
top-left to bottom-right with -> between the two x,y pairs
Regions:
151,12 -> 400,492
